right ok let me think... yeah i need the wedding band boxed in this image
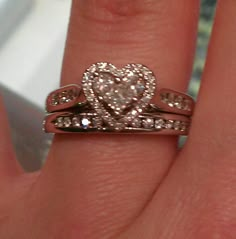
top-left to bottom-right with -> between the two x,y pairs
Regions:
44,62 -> 194,134
43,110 -> 190,135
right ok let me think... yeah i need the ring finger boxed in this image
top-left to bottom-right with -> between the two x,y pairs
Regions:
33,1 -> 200,238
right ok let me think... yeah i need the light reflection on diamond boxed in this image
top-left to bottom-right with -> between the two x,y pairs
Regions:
155,118 -> 165,130
72,116 -> 80,127
92,71 -> 146,114
174,96 -> 183,109
131,118 -> 141,128
56,117 -> 64,127
165,120 -> 174,129
142,118 -> 154,129
81,118 -> 91,129
64,117 -> 71,127
173,121 -> 181,130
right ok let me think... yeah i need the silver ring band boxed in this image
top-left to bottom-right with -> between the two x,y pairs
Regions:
43,111 -> 190,135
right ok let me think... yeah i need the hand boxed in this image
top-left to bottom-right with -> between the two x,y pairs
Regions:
0,1 -> 235,238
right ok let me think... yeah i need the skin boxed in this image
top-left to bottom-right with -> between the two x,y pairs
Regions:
0,0 -> 236,238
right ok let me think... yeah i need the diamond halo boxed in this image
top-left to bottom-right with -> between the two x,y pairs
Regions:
82,63 -> 156,130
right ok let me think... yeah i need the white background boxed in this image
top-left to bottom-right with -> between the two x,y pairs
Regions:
0,0 -> 71,108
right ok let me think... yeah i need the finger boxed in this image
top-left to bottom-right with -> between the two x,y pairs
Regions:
123,1 -> 236,237
0,96 -> 23,183
188,0 -> 236,156
38,1 -> 199,238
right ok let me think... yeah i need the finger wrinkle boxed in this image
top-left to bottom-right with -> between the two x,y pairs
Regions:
79,0 -> 155,19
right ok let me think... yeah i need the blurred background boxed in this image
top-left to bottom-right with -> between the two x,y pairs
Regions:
0,0 -> 216,171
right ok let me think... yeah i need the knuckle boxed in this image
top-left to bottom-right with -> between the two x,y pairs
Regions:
81,0 -> 154,20
73,0 -> 160,46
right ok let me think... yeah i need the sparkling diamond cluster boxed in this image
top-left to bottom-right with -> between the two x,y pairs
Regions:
50,89 -> 77,106
161,92 -> 192,111
54,115 -> 102,129
130,117 -> 189,131
82,62 -> 156,130
54,115 -> 189,132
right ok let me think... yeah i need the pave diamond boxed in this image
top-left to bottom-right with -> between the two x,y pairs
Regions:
180,121 -> 188,131
161,92 -> 168,103
173,120 -> 181,130
51,94 -> 59,106
50,88 -> 78,106
131,118 -> 142,128
92,117 -> 103,128
142,118 -> 154,129
81,117 -> 91,129
64,117 -> 71,127
183,99 -> 191,111
55,117 -> 64,127
93,71 -> 146,115
72,116 -> 80,127
174,96 -> 183,109
155,118 -> 165,130
167,93 -> 175,107
165,120 -> 174,129
161,92 -> 192,112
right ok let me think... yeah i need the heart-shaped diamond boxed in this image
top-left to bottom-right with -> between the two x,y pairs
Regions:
93,71 -> 146,115
82,63 -> 156,130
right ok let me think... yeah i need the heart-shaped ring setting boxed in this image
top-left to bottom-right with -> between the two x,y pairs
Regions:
82,63 -> 156,130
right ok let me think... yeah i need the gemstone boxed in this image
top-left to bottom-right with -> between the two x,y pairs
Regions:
64,117 -> 71,127
92,117 -> 102,128
89,65 -> 97,73
59,97 -> 67,104
173,120 -> 181,130
81,117 -> 91,129
180,121 -> 188,131
142,118 -> 154,129
58,91 -> 67,98
68,89 -> 76,100
161,93 -> 168,103
97,62 -> 107,69
131,118 -> 141,128
93,71 -> 146,114
72,116 -> 80,127
183,99 -> 191,111
174,96 -> 184,109
114,122 -> 125,131
55,117 -> 64,127
155,118 -> 165,129
141,95 -> 152,103
51,93 -> 59,106
131,109 -> 138,117
167,93 -> 175,107
165,120 -> 174,129
51,99 -> 58,106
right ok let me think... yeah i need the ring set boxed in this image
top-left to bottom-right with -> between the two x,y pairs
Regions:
43,62 -> 194,135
